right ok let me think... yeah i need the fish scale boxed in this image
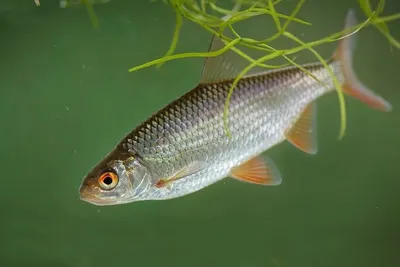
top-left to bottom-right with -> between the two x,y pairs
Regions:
129,62 -> 343,200
79,10 -> 392,206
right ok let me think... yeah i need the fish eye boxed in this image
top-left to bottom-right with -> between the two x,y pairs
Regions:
98,171 -> 119,190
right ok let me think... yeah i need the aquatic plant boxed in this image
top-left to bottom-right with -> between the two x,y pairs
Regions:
129,0 -> 400,139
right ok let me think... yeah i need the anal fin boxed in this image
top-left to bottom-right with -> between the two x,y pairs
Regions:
285,101 -> 317,154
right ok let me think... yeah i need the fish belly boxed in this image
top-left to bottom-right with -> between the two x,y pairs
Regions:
138,63 -> 342,201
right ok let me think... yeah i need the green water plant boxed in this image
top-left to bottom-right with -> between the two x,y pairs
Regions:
129,0 -> 400,139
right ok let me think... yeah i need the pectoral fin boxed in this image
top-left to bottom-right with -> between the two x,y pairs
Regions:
229,155 -> 282,185
155,161 -> 204,188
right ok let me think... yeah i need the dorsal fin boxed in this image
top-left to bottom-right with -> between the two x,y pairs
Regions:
200,35 -> 266,84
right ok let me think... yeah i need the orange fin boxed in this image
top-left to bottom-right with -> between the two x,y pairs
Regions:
155,179 -> 174,188
229,155 -> 282,186
285,101 -> 317,154
333,9 -> 392,112
155,161 -> 204,188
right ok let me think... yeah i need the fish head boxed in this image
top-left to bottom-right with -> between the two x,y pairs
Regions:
79,150 -> 152,206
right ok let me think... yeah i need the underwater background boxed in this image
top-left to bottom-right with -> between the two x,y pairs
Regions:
1,0 -> 399,266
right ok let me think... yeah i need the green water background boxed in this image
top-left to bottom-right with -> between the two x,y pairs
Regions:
1,0 -> 399,266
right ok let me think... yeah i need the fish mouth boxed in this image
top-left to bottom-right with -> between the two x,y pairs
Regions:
80,194 -> 116,206
79,186 -> 116,206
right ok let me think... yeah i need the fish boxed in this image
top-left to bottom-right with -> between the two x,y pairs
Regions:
59,0 -> 110,8
79,9 -> 392,206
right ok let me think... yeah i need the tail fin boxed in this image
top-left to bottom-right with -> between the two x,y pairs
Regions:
333,9 -> 392,112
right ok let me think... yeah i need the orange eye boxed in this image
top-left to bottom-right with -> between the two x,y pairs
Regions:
98,171 -> 119,190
